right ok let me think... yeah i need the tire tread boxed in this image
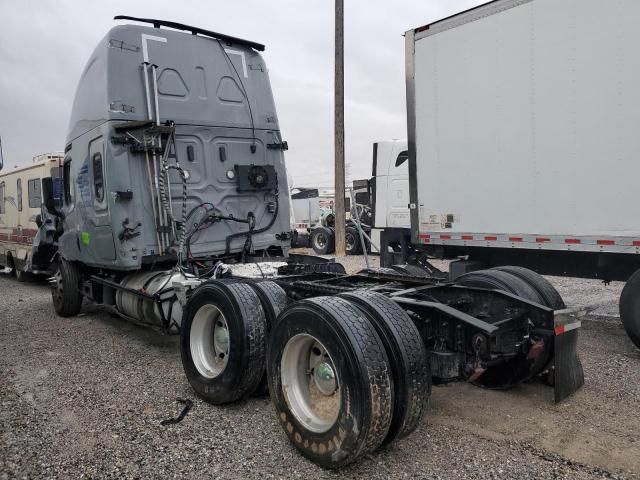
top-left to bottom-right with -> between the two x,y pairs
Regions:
493,266 -> 565,309
339,290 -> 430,444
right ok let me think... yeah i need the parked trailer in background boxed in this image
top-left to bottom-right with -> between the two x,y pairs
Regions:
392,0 -> 640,349
0,153 -> 62,279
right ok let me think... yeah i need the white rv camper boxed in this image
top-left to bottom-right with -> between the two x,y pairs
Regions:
0,153 -> 62,279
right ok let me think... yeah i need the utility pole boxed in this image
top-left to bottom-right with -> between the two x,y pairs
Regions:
334,0 -> 346,257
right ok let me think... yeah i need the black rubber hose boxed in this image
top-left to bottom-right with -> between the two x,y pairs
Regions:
224,191 -> 279,255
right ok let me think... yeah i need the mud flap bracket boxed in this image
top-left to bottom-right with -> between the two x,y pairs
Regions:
553,307 -> 586,403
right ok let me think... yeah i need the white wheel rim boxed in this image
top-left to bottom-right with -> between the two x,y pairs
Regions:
346,232 -> 356,250
190,304 -> 230,379
281,334 -> 340,433
52,268 -> 64,304
314,233 -> 327,249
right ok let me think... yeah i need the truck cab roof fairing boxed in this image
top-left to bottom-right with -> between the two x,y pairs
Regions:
66,23 -> 278,143
113,15 -> 266,52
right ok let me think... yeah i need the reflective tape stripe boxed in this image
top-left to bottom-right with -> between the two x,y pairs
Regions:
416,233 -> 639,248
555,321 -> 581,336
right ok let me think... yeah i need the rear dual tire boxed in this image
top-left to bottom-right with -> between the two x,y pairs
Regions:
268,297 -> 394,468
246,281 -> 288,397
391,264 -> 428,277
338,291 -> 430,445
181,281 -> 267,404
493,266 -> 565,309
455,269 -> 542,302
620,269 -> 640,349
180,281 -> 431,467
455,268 -> 563,388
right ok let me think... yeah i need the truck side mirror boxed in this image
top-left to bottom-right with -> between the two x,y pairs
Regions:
41,177 -> 57,215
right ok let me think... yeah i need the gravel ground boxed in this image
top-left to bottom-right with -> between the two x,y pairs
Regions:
1,258 -> 639,479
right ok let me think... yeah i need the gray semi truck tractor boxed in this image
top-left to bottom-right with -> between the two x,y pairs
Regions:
47,17 -> 292,327
37,16 -> 584,468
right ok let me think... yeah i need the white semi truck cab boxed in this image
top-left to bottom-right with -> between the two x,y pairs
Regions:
369,139 -> 410,253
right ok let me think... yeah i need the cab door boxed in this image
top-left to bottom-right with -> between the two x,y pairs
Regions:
88,136 -> 116,261
387,147 -> 410,229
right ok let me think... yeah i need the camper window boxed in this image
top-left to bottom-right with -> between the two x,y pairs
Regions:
28,178 -> 42,208
0,182 -> 4,214
92,152 -> 104,203
16,179 -> 22,211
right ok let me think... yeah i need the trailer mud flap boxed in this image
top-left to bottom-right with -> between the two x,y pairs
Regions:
553,308 -> 585,403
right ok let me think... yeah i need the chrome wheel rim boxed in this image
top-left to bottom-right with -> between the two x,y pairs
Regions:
52,268 -> 64,305
281,334 -> 340,433
190,305 -> 230,379
314,233 -> 327,250
345,232 -> 356,251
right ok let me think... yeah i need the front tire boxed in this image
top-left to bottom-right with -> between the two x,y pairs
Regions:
268,297 -> 393,468
52,259 -> 83,317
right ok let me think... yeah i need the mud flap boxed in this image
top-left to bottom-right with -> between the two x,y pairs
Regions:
553,308 -> 586,403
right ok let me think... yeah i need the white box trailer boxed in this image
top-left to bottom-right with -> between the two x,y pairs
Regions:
400,0 -> 640,347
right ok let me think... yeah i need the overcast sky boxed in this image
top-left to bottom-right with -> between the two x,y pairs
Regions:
0,0 -> 482,187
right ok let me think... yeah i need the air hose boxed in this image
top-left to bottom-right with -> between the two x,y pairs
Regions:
224,189 -> 280,256
157,130 -> 188,265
